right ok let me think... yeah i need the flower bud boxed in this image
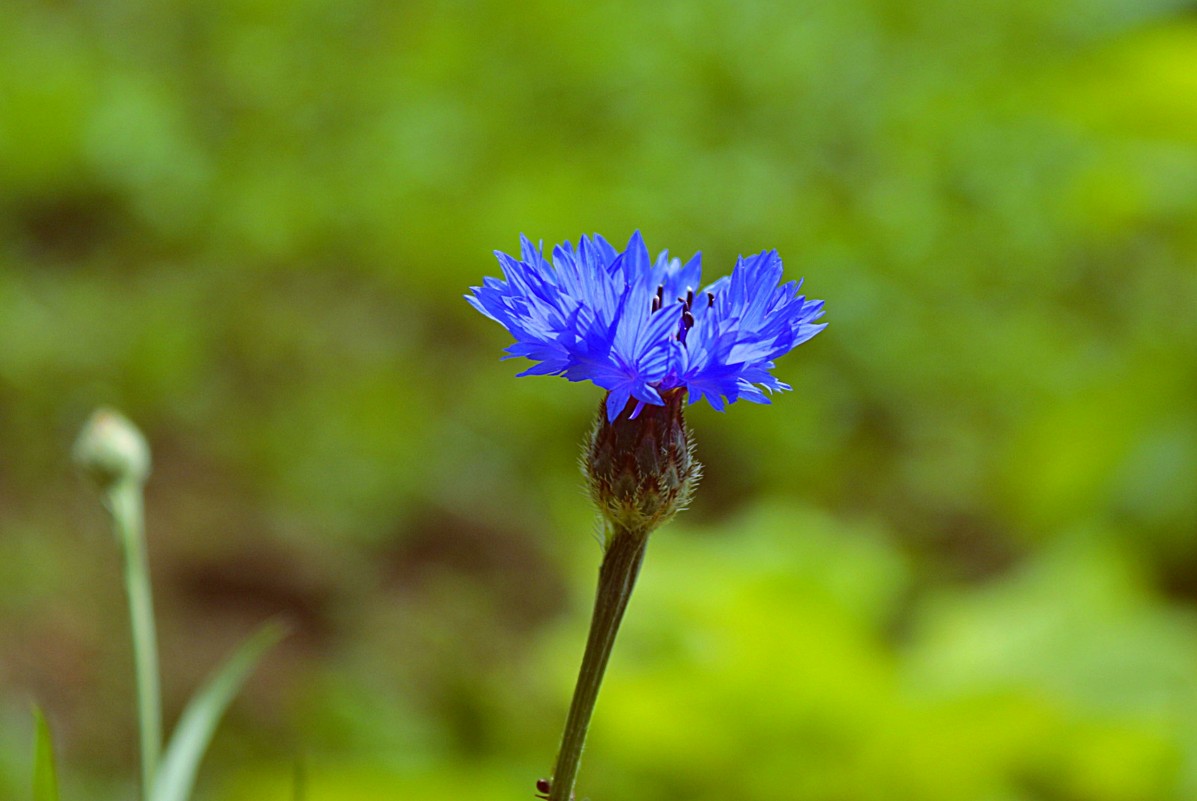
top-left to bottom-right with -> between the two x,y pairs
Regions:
584,389 -> 701,537
73,408 -> 151,489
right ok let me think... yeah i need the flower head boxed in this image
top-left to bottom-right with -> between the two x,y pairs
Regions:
467,231 -> 826,421
73,408 -> 152,489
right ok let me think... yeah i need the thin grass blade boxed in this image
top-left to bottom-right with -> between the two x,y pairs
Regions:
150,621 -> 287,801
32,706 -> 61,801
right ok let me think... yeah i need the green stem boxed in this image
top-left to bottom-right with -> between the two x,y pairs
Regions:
107,481 -> 162,798
549,528 -> 649,801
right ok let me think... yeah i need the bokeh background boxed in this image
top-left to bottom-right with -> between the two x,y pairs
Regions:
3,0 -> 1197,799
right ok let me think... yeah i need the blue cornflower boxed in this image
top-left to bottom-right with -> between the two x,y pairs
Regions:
467,231 -> 826,421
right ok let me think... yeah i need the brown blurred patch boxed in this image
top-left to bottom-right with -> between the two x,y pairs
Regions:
929,510 -> 1022,583
1155,550 -> 1197,605
1,602 -> 105,747
172,542 -> 338,648
8,188 -> 125,263
381,505 -> 567,634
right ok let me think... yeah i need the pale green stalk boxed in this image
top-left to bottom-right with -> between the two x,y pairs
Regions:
548,528 -> 649,801
74,409 -> 280,801
105,479 -> 162,797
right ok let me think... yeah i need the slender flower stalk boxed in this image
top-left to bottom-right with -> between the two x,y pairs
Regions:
73,410 -> 161,797
548,527 -> 647,801
468,231 -> 825,800
111,478 -> 161,796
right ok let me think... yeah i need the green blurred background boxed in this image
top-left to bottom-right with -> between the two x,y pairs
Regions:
3,0 -> 1197,799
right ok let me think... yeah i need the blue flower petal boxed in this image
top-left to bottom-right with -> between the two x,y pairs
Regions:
468,232 -> 825,420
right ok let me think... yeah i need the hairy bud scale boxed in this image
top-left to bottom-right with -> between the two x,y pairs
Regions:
584,389 -> 701,537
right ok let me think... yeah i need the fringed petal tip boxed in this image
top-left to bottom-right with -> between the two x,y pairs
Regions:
470,232 -> 825,417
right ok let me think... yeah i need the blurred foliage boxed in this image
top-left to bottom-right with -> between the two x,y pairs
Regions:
3,0 -> 1197,799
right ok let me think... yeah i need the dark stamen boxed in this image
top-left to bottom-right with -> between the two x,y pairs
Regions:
685,289 -> 694,309
682,310 -> 695,330
706,292 -> 715,308
651,285 -> 664,313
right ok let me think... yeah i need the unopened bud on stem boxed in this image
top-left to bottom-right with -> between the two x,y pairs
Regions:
73,408 -> 151,490
583,388 -> 701,539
